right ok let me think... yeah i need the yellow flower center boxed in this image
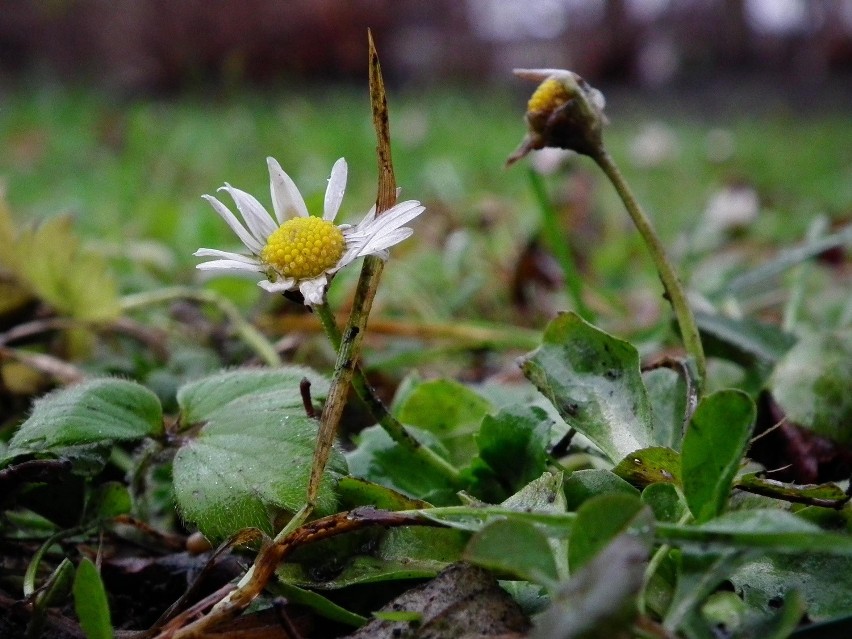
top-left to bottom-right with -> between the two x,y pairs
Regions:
260,216 -> 345,280
527,78 -> 571,114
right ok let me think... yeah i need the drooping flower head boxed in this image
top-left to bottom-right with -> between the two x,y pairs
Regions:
194,158 -> 424,306
507,68 -> 607,166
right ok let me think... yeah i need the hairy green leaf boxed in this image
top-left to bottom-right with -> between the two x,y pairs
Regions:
732,554 -> 852,622
5,378 -> 163,463
177,366 -> 329,427
173,367 -> 344,538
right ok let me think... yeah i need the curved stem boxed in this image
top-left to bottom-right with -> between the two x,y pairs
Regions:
591,150 -> 706,391
315,305 -> 461,484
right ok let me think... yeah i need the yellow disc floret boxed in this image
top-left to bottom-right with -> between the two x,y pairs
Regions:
527,77 -> 571,114
260,216 -> 345,280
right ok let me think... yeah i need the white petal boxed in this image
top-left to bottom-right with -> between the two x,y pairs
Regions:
323,158 -> 347,221
360,204 -> 377,225
267,157 -> 309,223
352,202 -> 424,241
221,184 -> 276,241
359,227 -> 414,257
202,195 -> 263,253
196,259 -> 266,273
193,248 -> 261,264
299,276 -> 329,306
258,278 -> 297,293
513,68 -> 572,81
367,201 -> 424,231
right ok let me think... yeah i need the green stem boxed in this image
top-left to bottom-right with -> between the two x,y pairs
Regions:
315,305 -> 461,484
307,260 -> 384,506
527,168 -> 594,322
121,287 -> 281,367
591,150 -> 706,391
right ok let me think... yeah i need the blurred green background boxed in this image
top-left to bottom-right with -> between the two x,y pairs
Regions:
0,1 -> 849,334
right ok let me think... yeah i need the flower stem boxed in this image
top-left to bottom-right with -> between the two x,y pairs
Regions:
527,168 -> 594,322
315,304 -> 461,483
591,149 -> 706,390
120,286 -> 281,367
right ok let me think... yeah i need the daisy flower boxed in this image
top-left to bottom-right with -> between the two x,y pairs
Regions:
194,157 -> 425,306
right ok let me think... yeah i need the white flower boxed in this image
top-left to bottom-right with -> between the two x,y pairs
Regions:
194,157 -> 425,306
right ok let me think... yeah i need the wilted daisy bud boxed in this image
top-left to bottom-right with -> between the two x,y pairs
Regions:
507,68 -> 607,166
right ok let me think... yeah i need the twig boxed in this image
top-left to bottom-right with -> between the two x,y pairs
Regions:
160,508 -> 439,639
306,31 -> 398,506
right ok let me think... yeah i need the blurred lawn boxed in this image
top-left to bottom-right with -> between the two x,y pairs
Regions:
1,83 -> 849,319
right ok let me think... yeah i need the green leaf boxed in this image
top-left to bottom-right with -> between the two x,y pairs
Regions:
395,378 -> 493,466
336,476 -> 431,511
613,446 -> 682,488
502,471 -> 566,513
30,558 -> 75,638
740,590 -> 805,639
731,554 -> 852,622
87,482 -> 132,520
272,582 -> 367,626
642,482 -> 687,523
657,509 -> 852,555
347,425 -> 458,505
568,493 -> 653,572
177,366 -> 329,427
503,472 -> 570,580
468,405 -> 552,501
277,526 -> 468,589
665,549 -> 747,634
724,225 -> 852,296
681,390 -> 754,522
464,519 -> 559,584
5,378 -> 164,461
532,534 -> 651,639
564,469 -> 639,511
769,330 -> 852,444
173,367 -> 345,539
643,367 -> 688,450
520,312 -> 654,462
73,558 -> 113,639
695,312 -> 797,369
